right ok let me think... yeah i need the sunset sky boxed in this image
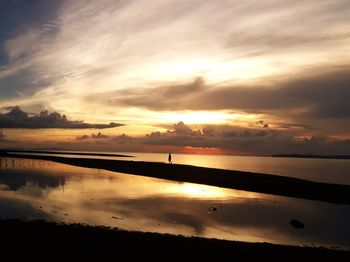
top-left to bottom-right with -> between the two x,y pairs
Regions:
0,0 -> 349,155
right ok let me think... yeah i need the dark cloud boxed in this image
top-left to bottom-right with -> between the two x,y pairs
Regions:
0,0 -> 63,65
0,106 -> 124,129
76,132 -> 110,140
91,132 -> 109,139
255,120 -> 269,129
76,135 -> 89,141
106,77 -> 205,110
173,121 -> 197,135
0,69 -> 53,99
111,134 -> 135,144
106,66 -> 350,119
274,122 -> 316,130
97,122 -> 350,155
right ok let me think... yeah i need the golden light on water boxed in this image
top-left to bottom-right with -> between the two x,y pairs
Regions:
163,183 -> 262,200
2,158 -> 350,249
165,183 -> 228,199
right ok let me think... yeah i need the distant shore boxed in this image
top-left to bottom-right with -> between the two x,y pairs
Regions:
1,152 -> 350,204
1,219 -> 348,259
0,149 -> 133,158
272,154 -> 350,160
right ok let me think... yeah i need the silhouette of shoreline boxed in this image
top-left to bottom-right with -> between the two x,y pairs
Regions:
1,219 -> 348,258
1,152 -> 349,204
0,149 -> 133,158
272,154 -> 350,160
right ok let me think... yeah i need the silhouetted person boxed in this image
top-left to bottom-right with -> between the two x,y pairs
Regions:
168,153 -> 172,164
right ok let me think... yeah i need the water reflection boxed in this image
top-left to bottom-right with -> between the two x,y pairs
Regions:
11,151 -> 350,184
0,158 -> 65,191
0,196 -> 50,220
0,157 -> 349,249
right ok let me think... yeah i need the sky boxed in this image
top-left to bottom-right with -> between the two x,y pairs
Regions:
0,0 -> 350,155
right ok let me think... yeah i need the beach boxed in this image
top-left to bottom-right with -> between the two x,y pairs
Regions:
1,219 -> 349,259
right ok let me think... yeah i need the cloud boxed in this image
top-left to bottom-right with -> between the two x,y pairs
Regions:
91,132 -> 110,139
76,132 -> 110,140
273,122 -> 315,130
173,121 -> 197,135
226,32 -> 350,52
97,122 -> 350,155
76,135 -> 89,141
0,0 -> 62,63
0,0 -> 349,153
0,106 -> 124,129
105,77 -> 205,111
7,121 -> 349,155
3,1 -> 350,106
105,66 -> 350,119
111,134 -> 135,144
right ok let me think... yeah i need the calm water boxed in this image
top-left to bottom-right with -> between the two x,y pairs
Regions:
0,157 -> 349,250
12,151 -> 350,184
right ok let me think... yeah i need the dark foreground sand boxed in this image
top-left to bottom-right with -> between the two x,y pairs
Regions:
1,152 -> 350,204
1,219 -> 348,259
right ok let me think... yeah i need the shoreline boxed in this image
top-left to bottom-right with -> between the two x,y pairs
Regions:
272,154 -> 350,160
1,152 -> 350,204
1,219 -> 348,258
0,149 -> 133,158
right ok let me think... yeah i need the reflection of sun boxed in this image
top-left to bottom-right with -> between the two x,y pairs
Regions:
164,182 -> 263,200
166,183 -> 228,199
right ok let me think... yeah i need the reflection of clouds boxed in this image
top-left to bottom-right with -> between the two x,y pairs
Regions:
0,170 -> 65,191
95,196 -> 283,234
161,212 -> 204,235
0,158 -> 67,192
0,196 -> 50,220
0,157 -> 349,248
86,195 -> 350,247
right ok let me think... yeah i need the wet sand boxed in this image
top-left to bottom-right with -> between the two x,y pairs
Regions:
1,219 -> 348,259
1,152 -> 350,204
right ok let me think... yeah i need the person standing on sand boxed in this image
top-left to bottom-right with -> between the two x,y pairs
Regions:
168,153 -> 172,164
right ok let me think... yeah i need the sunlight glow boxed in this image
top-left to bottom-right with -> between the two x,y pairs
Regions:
165,111 -> 232,125
163,183 -> 262,199
148,58 -> 216,80
166,183 -> 228,199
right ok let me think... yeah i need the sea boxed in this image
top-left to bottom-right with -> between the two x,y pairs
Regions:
0,151 -> 349,249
